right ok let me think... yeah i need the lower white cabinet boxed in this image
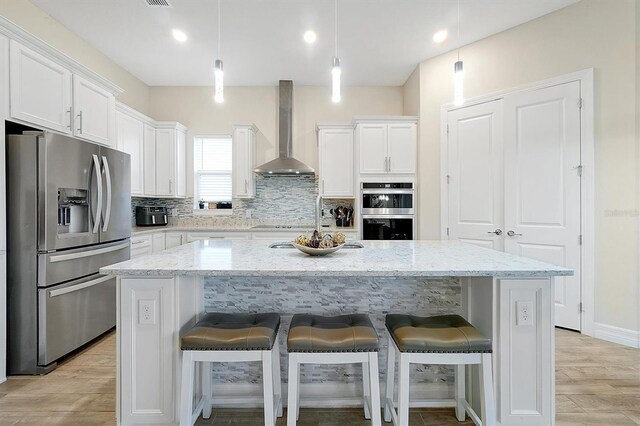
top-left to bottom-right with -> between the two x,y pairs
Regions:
186,232 -> 251,242
130,235 -> 152,259
251,231 -> 300,243
165,232 -> 185,249
152,233 -> 166,253
0,253 -> 6,383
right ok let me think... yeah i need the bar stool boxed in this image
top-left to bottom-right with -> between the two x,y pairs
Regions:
384,314 -> 495,426
179,312 -> 283,426
286,313 -> 382,426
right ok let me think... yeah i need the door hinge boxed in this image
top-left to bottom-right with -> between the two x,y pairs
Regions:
446,174 -> 450,184
578,234 -> 582,245
577,98 -> 583,109
579,302 -> 585,313
575,165 -> 583,177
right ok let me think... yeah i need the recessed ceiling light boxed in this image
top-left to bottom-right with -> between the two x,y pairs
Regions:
172,29 -> 188,42
433,29 -> 448,43
303,30 -> 317,44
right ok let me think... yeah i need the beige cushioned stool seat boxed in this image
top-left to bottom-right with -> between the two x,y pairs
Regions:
180,312 -> 280,351
287,314 -> 379,353
385,314 -> 491,353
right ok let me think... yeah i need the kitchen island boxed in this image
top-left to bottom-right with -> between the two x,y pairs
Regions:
101,240 -> 572,426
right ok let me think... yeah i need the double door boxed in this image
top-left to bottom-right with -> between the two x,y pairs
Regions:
446,81 -> 582,330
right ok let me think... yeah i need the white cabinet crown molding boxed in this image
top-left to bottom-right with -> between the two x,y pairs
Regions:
315,123 -> 355,133
352,116 -> 418,125
232,123 -> 259,133
0,16 -> 123,96
115,101 -> 154,125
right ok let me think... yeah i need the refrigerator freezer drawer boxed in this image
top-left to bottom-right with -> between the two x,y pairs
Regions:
38,240 -> 130,287
38,273 -> 116,366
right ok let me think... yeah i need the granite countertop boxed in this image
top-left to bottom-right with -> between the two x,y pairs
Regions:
131,225 -> 358,236
101,239 -> 573,278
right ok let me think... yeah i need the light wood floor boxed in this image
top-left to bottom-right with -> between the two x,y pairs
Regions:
0,328 -> 637,425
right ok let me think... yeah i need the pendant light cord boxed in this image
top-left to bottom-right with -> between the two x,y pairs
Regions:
334,0 -> 338,57
457,0 -> 460,61
217,0 -> 221,58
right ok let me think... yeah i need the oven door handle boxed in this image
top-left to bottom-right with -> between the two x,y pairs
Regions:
361,189 -> 414,195
362,214 -> 415,219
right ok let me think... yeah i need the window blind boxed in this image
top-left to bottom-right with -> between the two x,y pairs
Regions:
194,137 -> 233,203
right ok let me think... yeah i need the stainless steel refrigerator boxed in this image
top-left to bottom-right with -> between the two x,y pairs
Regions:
6,130 -> 131,374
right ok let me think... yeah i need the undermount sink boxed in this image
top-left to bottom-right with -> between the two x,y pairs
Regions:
269,242 -> 364,249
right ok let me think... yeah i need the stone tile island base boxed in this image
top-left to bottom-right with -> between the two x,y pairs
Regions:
116,274 -> 555,426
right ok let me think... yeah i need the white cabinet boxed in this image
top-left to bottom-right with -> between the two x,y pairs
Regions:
73,75 -> 114,146
232,124 -> 257,198
186,232 -> 251,242
356,118 -> 417,175
317,124 -> 354,198
0,253 -> 5,383
1,34 -> 9,119
152,233 -> 166,253
165,232 -> 185,249
9,40 -> 72,133
130,235 -> 152,259
143,123 -> 156,196
156,124 -> 187,198
116,111 -> 144,196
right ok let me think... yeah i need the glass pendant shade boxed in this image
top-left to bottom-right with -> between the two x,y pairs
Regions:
214,59 -> 224,103
454,60 -> 464,106
332,57 -> 341,103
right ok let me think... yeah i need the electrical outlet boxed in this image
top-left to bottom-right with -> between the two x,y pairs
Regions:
245,209 -> 252,218
171,208 -> 178,217
516,300 -> 534,326
139,300 -> 156,325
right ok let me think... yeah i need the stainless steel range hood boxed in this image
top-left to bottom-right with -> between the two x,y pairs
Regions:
253,80 -> 315,175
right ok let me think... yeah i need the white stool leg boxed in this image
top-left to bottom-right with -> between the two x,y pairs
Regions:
262,349 -> 275,426
479,353 -> 496,426
384,335 -> 396,423
397,354 -> 410,426
179,351 -> 195,426
272,341 -> 283,418
202,361 -> 212,419
287,354 -> 299,426
454,364 -> 465,421
363,361 -> 372,419
368,352 -> 382,426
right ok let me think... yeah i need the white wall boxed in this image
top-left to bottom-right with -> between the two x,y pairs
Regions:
148,85 -> 404,195
412,0 -> 639,333
0,0 -> 150,114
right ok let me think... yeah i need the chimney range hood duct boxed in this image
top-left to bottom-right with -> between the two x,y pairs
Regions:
253,80 -> 315,175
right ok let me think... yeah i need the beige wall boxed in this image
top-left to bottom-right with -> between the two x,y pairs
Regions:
0,0 -> 150,114
415,0 -> 639,332
402,67 -> 420,116
148,85 -> 403,194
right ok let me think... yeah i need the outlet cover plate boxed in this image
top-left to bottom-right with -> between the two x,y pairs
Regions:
516,300 -> 534,326
139,299 -> 156,325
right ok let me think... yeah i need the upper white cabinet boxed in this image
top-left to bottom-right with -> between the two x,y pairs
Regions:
9,40 -> 118,146
317,124 -> 354,198
232,124 -> 256,199
73,75 -> 115,146
1,34 -> 9,119
156,123 -> 187,198
356,118 -> 418,175
143,123 -> 157,196
10,40 -> 72,134
116,110 -> 144,196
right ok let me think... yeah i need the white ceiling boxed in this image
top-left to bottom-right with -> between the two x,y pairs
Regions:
31,0 -> 578,87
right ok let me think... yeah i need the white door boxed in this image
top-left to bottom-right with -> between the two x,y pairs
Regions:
73,75 -> 114,146
155,128 -> 175,197
319,128 -> 354,197
116,111 -> 144,196
10,40 -> 72,133
358,123 -> 387,174
447,101 -> 504,250
143,123 -> 156,196
387,122 -> 417,174
503,82 -> 582,330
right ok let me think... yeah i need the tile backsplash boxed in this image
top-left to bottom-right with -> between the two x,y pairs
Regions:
131,175 -> 355,228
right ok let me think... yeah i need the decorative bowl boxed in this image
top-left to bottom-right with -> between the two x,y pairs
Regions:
292,242 -> 345,256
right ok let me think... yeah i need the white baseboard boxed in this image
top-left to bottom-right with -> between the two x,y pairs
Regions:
593,322 -> 640,348
211,382 -> 453,408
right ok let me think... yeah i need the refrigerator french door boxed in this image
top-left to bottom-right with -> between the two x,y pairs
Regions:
6,130 -> 130,374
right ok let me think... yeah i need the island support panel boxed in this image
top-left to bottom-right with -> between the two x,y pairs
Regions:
117,275 -> 555,426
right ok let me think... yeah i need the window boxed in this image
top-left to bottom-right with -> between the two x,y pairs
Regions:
193,136 -> 232,207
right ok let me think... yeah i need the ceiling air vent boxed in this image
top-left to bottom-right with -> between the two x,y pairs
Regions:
143,0 -> 172,7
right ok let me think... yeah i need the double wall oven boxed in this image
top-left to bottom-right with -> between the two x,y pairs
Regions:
361,182 -> 415,240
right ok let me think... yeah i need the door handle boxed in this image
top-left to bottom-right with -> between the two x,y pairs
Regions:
245,179 -> 248,193
49,275 -> 112,298
77,110 -> 83,134
507,230 -> 523,237
49,242 -> 129,263
101,156 -> 112,232
91,154 -> 103,234
487,229 -> 503,235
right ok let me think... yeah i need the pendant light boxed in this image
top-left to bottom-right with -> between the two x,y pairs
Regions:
214,0 -> 224,103
453,0 -> 464,106
331,0 -> 341,103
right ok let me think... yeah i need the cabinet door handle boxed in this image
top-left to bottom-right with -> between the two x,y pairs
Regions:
388,156 -> 391,172
169,179 -> 172,193
66,109 -> 72,130
322,179 -> 325,193
245,179 -> 248,193
77,110 -> 83,134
